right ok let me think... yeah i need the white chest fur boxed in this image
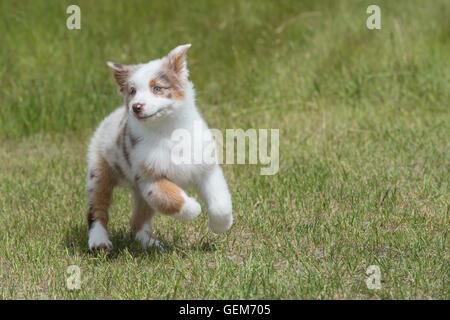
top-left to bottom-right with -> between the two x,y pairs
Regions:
127,110 -> 213,188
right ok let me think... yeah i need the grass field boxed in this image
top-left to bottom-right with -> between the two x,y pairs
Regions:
0,0 -> 449,299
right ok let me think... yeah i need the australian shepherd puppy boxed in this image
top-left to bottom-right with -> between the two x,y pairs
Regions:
86,44 -> 232,252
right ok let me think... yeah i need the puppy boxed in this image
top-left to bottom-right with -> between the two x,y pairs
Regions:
86,44 -> 232,252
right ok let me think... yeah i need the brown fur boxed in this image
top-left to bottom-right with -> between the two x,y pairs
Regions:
116,133 -> 121,147
109,63 -> 140,93
124,92 -> 131,113
138,163 -> 184,215
130,191 -> 155,234
121,122 -> 132,167
147,56 -> 187,101
113,162 -> 125,179
148,76 -> 185,101
172,89 -> 185,100
113,70 -> 128,92
169,46 -> 189,74
141,163 -> 155,177
152,178 -> 185,215
87,155 -> 117,230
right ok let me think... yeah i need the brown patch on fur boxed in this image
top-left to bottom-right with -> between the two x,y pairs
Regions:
116,133 -> 121,147
122,142 -> 131,167
146,54 -> 187,101
169,46 -> 189,74
87,155 -> 117,230
130,192 -> 155,234
116,114 -> 128,147
172,90 -> 185,100
122,122 -> 131,167
153,178 -> 185,215
107,62 -> 140,94
136,163 -> 184,215
124,93 -> 132,114
87,205 -> 95,229
113,163 -> 125,179
140,163 -> 155,178
149,74 -> 185,101
158,73 -> 172,86
156,71 -> 180,89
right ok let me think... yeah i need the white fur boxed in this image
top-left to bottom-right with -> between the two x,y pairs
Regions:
172,192 -> 202,222
135,223 -> 164,250
87,45 -> 233,251
88,221 -> 112,251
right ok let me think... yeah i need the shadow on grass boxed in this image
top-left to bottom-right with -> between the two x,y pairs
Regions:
64,223 -> 218,260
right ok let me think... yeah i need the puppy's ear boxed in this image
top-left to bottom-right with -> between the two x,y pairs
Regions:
106,62 -> 138,93
166,44 -> 191,79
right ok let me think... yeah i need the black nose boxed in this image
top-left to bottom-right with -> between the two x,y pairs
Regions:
132,103 -> 144,114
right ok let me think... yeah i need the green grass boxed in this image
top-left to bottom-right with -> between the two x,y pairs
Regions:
0,0 -> 449,299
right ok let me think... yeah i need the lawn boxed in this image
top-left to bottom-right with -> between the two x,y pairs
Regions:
0,0 -> 448,299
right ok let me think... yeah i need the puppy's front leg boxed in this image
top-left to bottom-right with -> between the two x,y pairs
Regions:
196,165 -> 233,234
136,176 -> 201,223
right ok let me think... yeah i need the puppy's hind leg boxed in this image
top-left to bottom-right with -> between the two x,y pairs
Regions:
130,189 -> 163,250
86,155 -> 117,253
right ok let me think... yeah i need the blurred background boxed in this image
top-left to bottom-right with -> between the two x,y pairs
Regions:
1,0 -> 448,137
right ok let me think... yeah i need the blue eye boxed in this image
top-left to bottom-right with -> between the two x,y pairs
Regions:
153,86 -> 161,92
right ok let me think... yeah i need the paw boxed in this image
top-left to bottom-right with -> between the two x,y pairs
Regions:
88,221 -> 113,252
135,229 -> 165,251
209,213 -> 233,234
172,196 -> 201,223
208,202 -> 233,234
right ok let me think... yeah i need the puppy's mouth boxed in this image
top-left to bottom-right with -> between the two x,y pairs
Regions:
135,109 -> 161,120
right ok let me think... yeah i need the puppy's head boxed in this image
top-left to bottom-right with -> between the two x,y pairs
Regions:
107,44 -> 191,122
